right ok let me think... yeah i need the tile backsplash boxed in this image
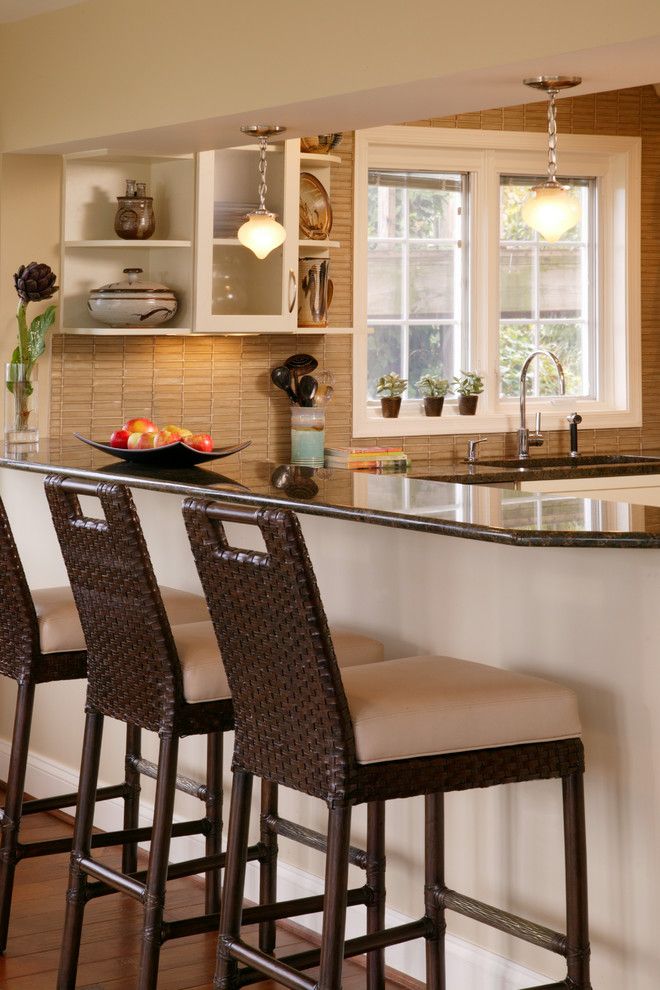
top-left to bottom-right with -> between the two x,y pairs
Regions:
49,86 -> 660,466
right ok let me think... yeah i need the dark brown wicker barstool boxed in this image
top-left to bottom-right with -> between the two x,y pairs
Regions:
44,476 -> 386,990
183,499 -> 592,990
0,492 -> 210,954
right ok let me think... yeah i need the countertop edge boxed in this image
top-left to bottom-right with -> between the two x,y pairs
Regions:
1,455 -> 659,550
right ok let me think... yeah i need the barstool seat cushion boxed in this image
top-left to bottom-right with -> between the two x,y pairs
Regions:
342,655 -> 581,764
172,622 -> 385,704
33,586 -> 210,655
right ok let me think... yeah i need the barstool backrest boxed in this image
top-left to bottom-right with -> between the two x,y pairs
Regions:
183,498 -> 358,805
44,475 -> 184,732
0,495 -> 40,679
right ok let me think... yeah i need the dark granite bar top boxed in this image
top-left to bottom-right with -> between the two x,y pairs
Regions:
2,440 -> 660,548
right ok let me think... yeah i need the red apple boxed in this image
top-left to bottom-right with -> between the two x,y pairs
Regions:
183,433 -> 213,453
127,431 -> 146,449
154,428 -> 180,447
123,417 -> 158,435
162,423 -> 193,439
136,432 -> 157,449
109,428 -> 130,449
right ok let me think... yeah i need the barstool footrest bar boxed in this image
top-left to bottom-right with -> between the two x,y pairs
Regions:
277,918 -> 432,975
128,755 -> 208,801
11,782 -> 128,817
228,938 -> 316,990
437,886 -> 568,956
16,815 -> 208,860
243,884 -> 370,926
263,813 -> 367,869
159,885 -> 370,943
78,855 -> 147,900
85,841 -> 263,906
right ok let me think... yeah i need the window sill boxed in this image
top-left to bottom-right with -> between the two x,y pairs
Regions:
353,403 -> 642,438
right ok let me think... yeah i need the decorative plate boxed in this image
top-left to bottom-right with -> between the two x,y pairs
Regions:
299,173 -> 332,240
74,434 -> 251,467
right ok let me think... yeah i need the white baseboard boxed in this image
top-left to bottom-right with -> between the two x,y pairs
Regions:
0,740 -> 549,990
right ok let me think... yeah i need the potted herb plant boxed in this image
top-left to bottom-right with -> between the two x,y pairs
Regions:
415,374 -> 450,417
376,373 -> 407,418
6,262 -> 58,444
452,370 -> 484,415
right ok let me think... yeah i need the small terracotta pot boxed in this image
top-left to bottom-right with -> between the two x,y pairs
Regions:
423,396 -> 445,417
380,396 -> 402,418
457,394 -> 479,415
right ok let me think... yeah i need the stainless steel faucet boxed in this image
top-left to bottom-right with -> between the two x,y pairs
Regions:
518,349 -> 566,458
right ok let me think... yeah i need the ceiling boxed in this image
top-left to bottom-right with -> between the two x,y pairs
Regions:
28,34 -> 660,157
0,0 -> 83,23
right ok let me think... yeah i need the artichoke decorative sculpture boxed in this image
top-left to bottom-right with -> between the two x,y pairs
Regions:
6,262 -> 59,441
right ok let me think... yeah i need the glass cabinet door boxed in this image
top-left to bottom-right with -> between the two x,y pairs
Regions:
194,141 -> 299,332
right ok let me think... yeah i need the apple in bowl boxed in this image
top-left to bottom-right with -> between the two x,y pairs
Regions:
161,424 -> 193,439
183,433 -> 213,453
124,417 -> 158,435
109,428 -> 131,449
127,431 -> 157,449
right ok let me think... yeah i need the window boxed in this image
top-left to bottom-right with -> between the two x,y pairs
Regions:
353,126 -> 641,437
367,170 -> 468,399
499,176 -> 595,399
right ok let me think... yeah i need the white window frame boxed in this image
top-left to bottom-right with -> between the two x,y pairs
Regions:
353,125 -> 641,438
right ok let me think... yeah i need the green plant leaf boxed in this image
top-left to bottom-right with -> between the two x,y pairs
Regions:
28,305 -> 56,364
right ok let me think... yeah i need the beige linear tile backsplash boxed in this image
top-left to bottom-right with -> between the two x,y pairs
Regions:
50,87 -> 660,468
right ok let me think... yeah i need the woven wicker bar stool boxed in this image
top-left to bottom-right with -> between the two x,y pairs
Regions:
183,498 -> 592,990
0,492 -> 210,954
44,476 -> 386,990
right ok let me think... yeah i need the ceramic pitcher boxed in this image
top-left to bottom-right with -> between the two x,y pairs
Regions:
298,257 -> 334,328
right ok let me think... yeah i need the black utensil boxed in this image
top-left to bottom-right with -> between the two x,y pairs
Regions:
271,366 -> 298,403
285,353 -> 318,396
298,375 -> 318,407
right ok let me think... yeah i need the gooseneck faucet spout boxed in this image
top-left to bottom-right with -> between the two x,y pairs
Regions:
518,349 -> 565,458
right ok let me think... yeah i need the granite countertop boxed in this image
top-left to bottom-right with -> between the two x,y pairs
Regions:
2,440 -> 660,548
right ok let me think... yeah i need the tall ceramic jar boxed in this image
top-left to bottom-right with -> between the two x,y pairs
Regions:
114,179 -> 156,240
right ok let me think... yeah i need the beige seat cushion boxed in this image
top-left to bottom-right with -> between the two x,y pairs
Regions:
341,655 -> 581,764
33,586 -> 210,655
173,622 -> 385,704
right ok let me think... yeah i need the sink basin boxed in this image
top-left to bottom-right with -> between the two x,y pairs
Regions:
474,454 -> 660,470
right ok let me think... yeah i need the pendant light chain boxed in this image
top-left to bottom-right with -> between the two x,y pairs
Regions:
258,137 -> 268,212
546,89 -> 559,184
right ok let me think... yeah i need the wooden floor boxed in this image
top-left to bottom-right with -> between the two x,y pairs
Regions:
0,806 -> 404,990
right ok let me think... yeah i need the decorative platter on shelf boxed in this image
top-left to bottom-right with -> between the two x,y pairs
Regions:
299,172 -> 332,240
74,434 -> 251,467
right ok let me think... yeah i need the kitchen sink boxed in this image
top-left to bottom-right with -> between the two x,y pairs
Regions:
474,454 -> 660,470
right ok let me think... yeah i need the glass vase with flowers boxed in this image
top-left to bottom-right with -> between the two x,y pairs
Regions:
5,262 -> 58,444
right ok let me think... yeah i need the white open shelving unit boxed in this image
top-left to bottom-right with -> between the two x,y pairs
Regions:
57,144 -> 349,336
59,152 -> 196,336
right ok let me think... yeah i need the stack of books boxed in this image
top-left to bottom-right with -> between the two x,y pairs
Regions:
324,445 -> 408,471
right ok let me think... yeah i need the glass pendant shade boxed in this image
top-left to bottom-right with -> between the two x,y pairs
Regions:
522,183 -> 580,242
237,212 -> 286,259
521,77 -> 582,242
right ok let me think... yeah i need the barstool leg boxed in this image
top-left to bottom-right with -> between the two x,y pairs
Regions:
0,679 -> 35,953
258,778 -> 278,954
205,730 -> 224,915
563,771 -> 592,990
57,710 -> 104,990
122,723 -> 142,875
215,770 -> 254,990
318,805 -> 353,990
137,732 -> 179,990
424,791 -> 445,990
366,801 -> 386,990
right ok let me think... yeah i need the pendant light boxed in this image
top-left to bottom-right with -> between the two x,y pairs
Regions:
521,76 -> 582,242
237,125 -> 287,259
